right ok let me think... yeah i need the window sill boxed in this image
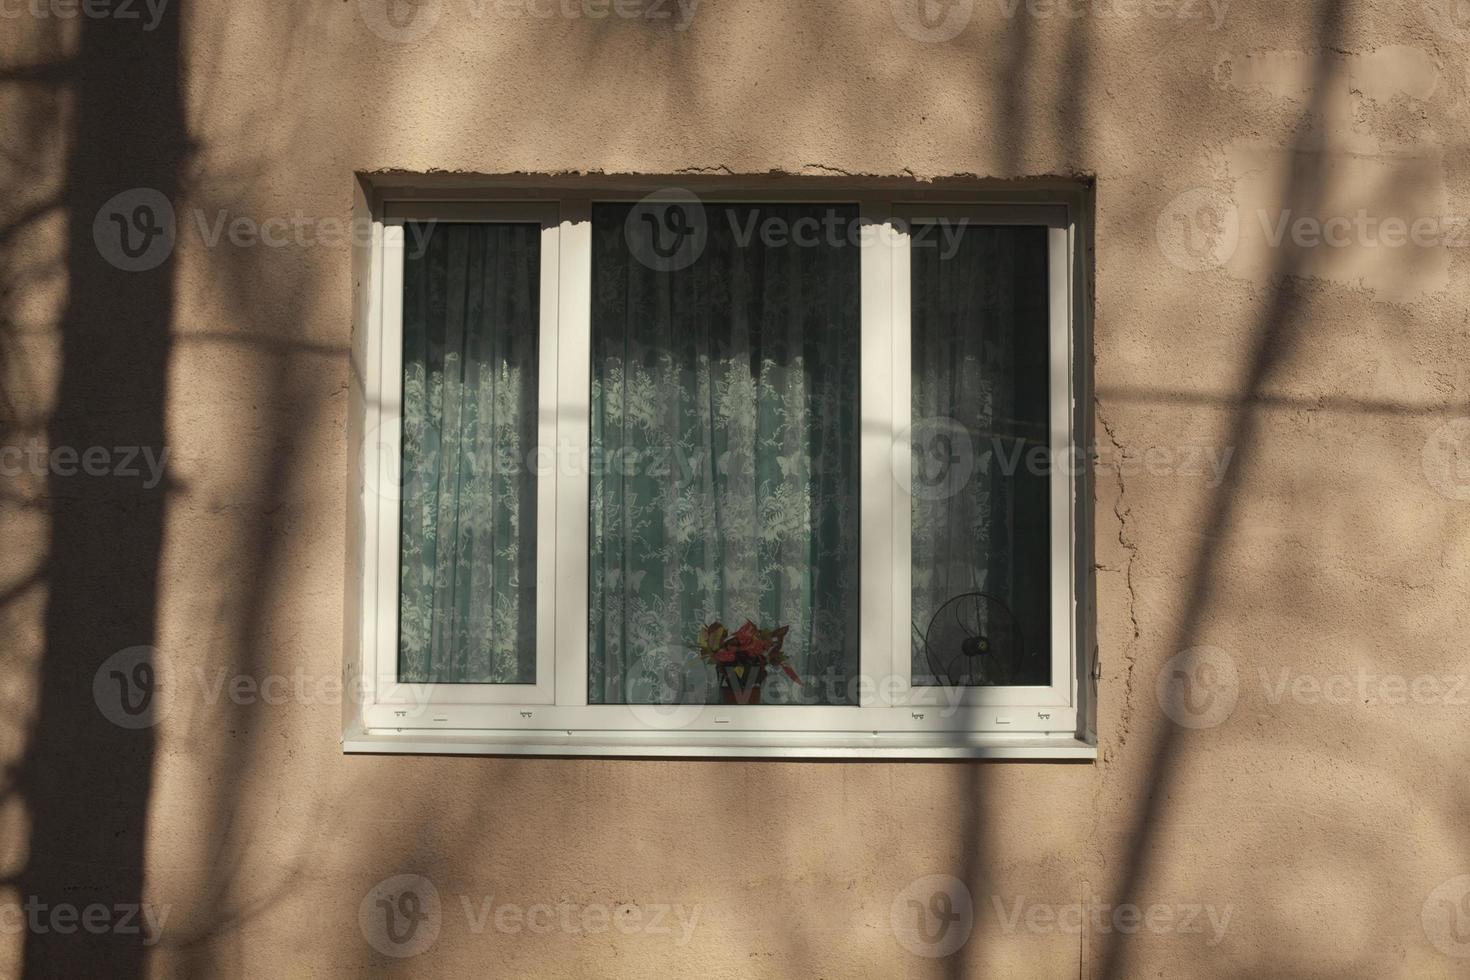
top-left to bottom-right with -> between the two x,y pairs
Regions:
342,729 -> 1098,760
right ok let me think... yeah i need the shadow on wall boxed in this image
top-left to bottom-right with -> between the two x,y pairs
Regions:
1093,2 -> 1349,978
0,5 -> 186,978
2,0 -> 1455,976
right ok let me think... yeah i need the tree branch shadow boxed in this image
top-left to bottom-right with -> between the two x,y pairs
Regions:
6,2 -> 188,977
1094,2 -> 1349,976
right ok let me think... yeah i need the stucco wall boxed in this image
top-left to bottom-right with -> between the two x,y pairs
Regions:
2,0 -> 1469,977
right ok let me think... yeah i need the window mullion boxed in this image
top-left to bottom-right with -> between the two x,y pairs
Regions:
372,221 -> 406,708
532,212 -> 561,703
887,210 -> 913,709
554,199 -> 592,707
859,201 -> 898,710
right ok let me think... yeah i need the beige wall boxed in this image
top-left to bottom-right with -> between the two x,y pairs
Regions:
2,0 -> 1469,976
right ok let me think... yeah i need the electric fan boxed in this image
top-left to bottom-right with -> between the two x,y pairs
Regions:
921,592 -> 1026,686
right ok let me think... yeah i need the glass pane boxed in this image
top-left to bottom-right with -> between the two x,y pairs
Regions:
397,221 -> 540,684
589,202 -> 860,707
910,223 -> 1051,687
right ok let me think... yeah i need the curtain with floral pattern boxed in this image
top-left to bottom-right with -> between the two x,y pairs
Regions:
398,221 -> 540,684
589,203 -> 860,705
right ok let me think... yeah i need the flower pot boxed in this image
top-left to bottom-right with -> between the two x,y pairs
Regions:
716,664 -> 768,705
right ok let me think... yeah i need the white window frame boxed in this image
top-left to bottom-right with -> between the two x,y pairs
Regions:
345,184 -> 1095,759
370,204 -> 561,709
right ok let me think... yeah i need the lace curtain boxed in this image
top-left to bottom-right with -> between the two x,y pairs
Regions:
589,203 -> 861,705
392,213 -> 1049,693
398,221 -> 540,684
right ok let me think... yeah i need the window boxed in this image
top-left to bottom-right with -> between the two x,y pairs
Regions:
347,185 -> 1092,758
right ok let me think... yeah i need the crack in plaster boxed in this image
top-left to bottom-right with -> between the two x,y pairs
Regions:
1096,401 -> 1141,747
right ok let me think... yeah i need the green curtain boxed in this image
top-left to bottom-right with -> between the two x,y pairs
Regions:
589,203 -> 861,705
398,221 -> 540,684
910,224 -> 1052,686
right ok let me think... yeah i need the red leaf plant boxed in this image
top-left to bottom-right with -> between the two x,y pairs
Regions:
694,621 -> 801,685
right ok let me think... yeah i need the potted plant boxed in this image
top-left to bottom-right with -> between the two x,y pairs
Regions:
695,620 -> 800,705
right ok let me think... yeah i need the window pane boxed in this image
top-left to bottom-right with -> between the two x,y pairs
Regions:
911,223 -> 1051,687
589,202 -> 861,706
398,221 -> 540,684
